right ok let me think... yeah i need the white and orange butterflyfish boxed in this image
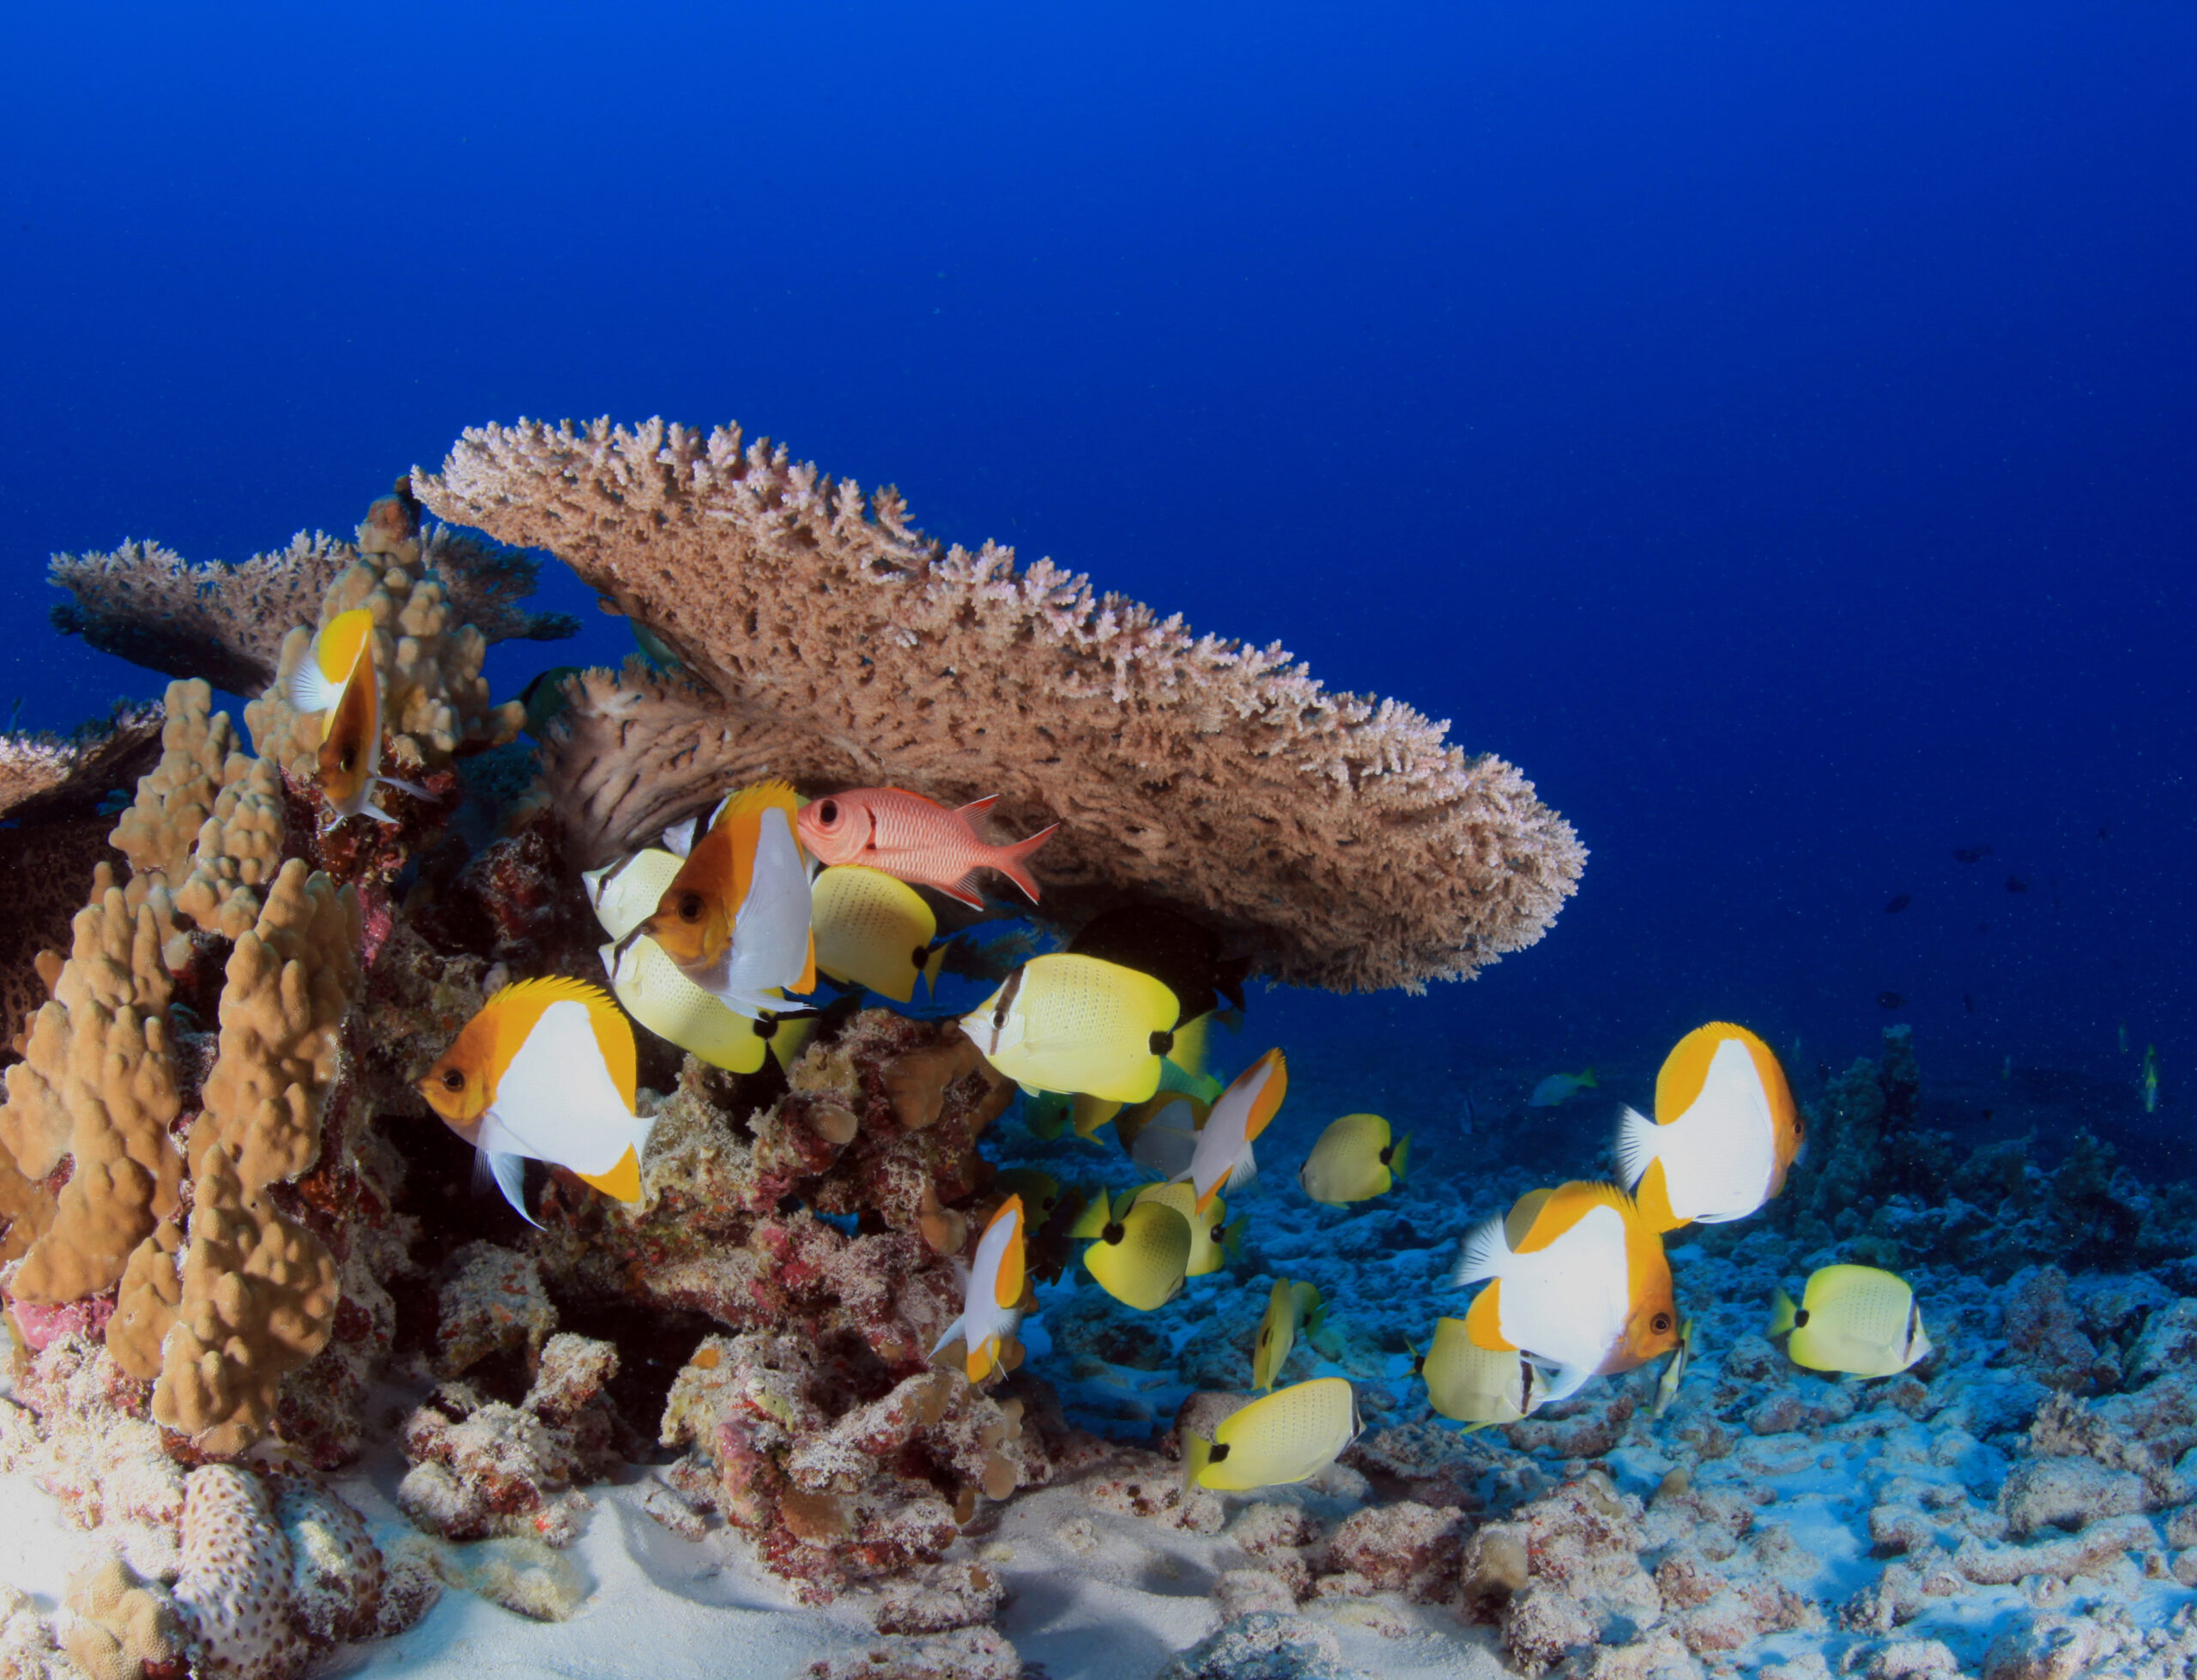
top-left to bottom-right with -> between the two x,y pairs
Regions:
932,1195 -> 1027,1382
1175,1048 -> 1286,1214
1451,1180 -> 1680,1402
286,607 -> 427,824
1617,1022 -> 1803,1231
639,781 -> 816,1018
418,976 -> 655,1227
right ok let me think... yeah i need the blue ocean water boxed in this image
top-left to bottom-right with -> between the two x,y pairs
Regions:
3,3 -> 2191,1163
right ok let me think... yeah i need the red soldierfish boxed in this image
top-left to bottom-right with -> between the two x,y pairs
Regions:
796,789 -> 1056,910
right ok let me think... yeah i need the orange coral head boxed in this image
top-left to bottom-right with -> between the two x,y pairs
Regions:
316,654 -> 380,810
641,818 -> 736,972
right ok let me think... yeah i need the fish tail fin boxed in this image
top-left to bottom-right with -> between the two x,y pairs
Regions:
1579,1067 -> 1598,1088
1769,1289 -> 1799,1337
1182,1429 -> 1213,1494
990,823 -> 1058,904
1221,1215 -> 1248,1264
1451,1213 -> 1510,1288
1224,1140 -> 1258,1196
1614,1104 -> 1660,1191
286,651 -> 352,716
1390,1132 -> 1412,1184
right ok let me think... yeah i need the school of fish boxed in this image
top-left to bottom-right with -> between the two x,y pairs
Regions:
408,762 -> 1927,1494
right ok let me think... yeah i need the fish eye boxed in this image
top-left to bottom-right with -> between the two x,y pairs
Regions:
677,891 -> 705,922
341,749 -> 357,771
816,799 -> 838,825
439,1067 -> 465,1092
1652,1312 -> 1673,1334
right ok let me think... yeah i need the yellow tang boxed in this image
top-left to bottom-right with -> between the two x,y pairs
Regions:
1413,1317 -> 1548,1429
1298,1112 -> 1411,1206
962,953 -> 1181,1105
1084,1196 -> 1191,1311
1770,1265 -> 1932,1379
1129,1181 -> 1234,1278
1183,1377 -> 1360,1492
812,866 -> 945,1003
1251,1278 -> 1323,1392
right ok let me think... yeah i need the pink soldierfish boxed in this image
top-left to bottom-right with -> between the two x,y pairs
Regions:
796,788 -> 1056,910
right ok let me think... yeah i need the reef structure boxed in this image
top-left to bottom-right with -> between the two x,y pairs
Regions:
413,416 -> 1587,992
1,419 -> 1595,1675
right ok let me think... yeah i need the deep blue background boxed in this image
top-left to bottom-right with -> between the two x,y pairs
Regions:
3,3 -> 2191,1150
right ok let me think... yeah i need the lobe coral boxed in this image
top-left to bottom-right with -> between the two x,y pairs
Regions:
413,416 -> 1586,992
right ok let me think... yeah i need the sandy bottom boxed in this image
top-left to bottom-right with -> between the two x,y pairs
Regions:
2,1454 -> 1507,1680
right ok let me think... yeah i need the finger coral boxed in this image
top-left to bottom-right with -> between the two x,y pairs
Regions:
0,878 -> 184,1305
150,1144 -> 341,1457
414,416 -> 1585,991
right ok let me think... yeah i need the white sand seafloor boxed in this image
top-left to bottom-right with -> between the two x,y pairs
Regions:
3,1453 -> 1504,1680
10,1036 -> 2197,1678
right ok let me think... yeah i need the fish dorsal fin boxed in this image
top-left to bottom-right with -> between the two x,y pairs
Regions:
954,794 -> 1000,823
1240,1049 -> 1287,1143
1657,1023 -> 1769,1124
484,976 -> 636,1109
1465,1282 -> 1513,1351
1512,1180 -> 1636,1254
1503,1187 -> 1554,1249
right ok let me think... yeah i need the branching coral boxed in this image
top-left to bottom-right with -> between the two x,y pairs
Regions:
414,416 -> 1586,992
50,510 -> 578,696
0,703 -> 164,827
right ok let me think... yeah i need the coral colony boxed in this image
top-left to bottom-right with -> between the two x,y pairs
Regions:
0,419 -> 2192,1680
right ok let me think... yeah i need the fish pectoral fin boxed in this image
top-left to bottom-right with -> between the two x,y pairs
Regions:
930,1314 -> 969,1362
376,772 -> 433,800
1223,1144 -> 1258,1195
481,1150 -> 543,1229
576,1145 -> 642,1205
1534,1361 -> 1595,1403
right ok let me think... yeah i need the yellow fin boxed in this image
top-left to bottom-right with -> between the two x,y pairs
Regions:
577,1144 -> 642,1205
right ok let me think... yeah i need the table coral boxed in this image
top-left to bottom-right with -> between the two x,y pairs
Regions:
414,416 -> 1585,992
48,507 -> 577,696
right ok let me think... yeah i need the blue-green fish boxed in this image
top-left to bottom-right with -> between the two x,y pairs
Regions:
1527,1068 -> 1597,1109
